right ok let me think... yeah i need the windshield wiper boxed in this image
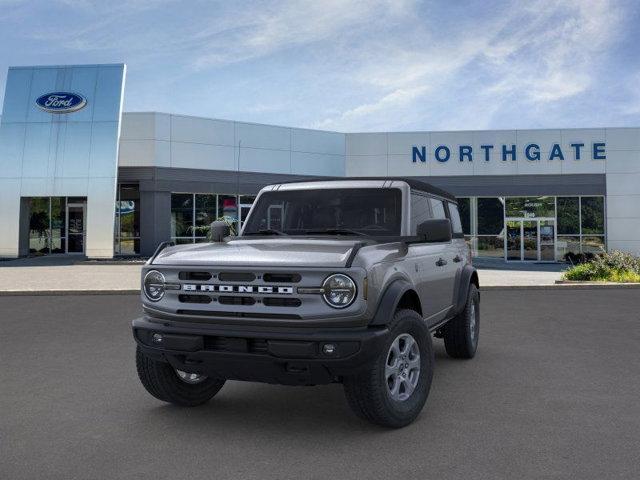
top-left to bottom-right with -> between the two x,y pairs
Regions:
303,228 -> 366,236
244,229 -> 288,236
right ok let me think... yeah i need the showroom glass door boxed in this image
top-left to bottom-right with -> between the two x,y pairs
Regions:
66,203 -> 86,254
505,218 -> 556,261
539,220 -> 556,261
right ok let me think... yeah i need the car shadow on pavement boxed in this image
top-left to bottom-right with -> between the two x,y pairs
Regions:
132,342 -> 459,436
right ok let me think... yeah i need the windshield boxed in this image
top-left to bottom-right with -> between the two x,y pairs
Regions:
242,188 -> 402,236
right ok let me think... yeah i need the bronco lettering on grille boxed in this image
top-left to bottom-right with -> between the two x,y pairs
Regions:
182,284 -> 294,294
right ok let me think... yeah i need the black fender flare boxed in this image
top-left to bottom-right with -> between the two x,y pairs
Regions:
369,279 -> 418,326
453,264 -> 479,315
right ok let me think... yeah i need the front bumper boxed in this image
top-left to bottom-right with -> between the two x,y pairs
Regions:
132,316 -> 390,386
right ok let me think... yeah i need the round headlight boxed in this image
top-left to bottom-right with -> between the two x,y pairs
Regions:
143,270 -> 166,302
322,274 -> 357,308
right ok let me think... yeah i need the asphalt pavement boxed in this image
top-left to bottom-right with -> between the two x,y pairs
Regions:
1,289 -> 639,480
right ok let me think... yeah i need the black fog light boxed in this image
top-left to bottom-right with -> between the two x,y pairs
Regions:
322,343 -> 337,355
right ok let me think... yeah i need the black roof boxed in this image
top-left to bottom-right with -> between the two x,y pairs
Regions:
277,177 -> 456,202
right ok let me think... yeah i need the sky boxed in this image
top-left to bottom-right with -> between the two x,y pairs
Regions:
0,0 -> 639,132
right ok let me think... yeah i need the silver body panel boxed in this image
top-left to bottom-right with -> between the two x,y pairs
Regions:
143,180 -> 471,329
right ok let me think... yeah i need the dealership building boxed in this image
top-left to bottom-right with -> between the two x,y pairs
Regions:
1,63 -> 639,261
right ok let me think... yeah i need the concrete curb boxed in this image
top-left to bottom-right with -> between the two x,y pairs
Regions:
483,283 -> 640,290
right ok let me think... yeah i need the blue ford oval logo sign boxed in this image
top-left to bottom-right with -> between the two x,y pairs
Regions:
35,92 -> 87,114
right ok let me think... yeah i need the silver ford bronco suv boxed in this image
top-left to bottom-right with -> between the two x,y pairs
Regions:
133,178 -> 480,428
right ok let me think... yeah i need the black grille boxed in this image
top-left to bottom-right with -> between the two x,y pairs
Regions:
263,273 -> 301,283
178,294 -> 212,304
179,271 -> 212,281
218,296 -> 256,306
218,272 -> 256,282
202,336 -> 267,354
263,297 -> 302,307
176,309 -> 301,320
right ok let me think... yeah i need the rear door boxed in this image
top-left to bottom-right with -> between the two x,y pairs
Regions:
427,198 -> 458,316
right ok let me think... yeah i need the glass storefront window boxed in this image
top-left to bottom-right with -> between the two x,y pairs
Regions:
477,198 -> 504,235
171,193 -> 194,238
195,194 -> 217,240
457,198 -> 471,235
476,235 -> 504,258
557,236 -> 581,259
581,197 -> 605,234
170,193 -> 254,243
505,196 -> 555,218
27,196 -> 85,255
557,197 -> 579,234
114,184 -> 140,255
218,195 -> 238,222
582,236 -> 606,254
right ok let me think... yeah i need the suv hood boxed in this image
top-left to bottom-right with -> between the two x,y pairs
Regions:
151,238 -> 363,268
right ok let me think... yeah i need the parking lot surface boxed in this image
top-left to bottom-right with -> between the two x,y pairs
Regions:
2,289 -> 639,480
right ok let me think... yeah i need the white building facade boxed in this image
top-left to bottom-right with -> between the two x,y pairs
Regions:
1,64 -> 639,260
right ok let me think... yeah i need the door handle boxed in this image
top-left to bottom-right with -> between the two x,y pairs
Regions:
436,258 -> 447,267
453,255 -> 463,263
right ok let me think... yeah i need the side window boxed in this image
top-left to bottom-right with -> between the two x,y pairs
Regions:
430,198 -> 446,220
448,202 -> 463,234
410,193 -> 432,234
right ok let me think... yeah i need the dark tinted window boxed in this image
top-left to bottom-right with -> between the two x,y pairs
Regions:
243,188 -> 402,236
457,197 -> 471,234
478,198 -> 504,235
448,203 -> 463,234
410,194 -> 432,234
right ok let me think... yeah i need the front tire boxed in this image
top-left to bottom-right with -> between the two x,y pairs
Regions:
136,347 -> 226,406
443,283 -> 479,359
343,309 -> 434,428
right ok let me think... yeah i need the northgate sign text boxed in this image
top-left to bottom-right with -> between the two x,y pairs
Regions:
411,142 -> 606,163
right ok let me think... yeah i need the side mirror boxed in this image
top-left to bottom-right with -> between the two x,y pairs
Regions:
417,218 -> 452,243
209,221 -> 231,242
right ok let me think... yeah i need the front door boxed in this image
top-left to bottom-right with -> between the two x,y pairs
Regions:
505,219 -> 556,261
66,203 -> 86,254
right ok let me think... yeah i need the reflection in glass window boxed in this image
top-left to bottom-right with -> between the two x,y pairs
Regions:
477,198 -> 504,235
476,235 -> 504,258
243,189 -> 402,236
582,236 -> 606,254
218,195 -> 238,224
557,236 -> 581,259
430,199 -> 446,219
114,184 -> 140,255
410,194 -> 432,234
557,197 -> 579,235
448,203 -> 463,234
195,194 -> 216,240
29,197 -> 51,254
505,196 -> 555,218
171,193 -> 194,238
581,197 -> 605,234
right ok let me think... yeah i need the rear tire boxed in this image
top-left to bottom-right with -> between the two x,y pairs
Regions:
443,283 -> 479,359
136,346 -> 225,406
343,309 -> 434,428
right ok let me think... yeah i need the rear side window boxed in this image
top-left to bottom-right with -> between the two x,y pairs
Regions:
410,193 -> 432,234
448,202 -> 463,234
430,198 -> 447,220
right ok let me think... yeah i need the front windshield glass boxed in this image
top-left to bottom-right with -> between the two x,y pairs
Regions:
242,188 -> 402,236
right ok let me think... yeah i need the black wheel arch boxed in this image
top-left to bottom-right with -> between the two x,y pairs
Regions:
369,279 -> 422,326
453,264 -> 479,316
